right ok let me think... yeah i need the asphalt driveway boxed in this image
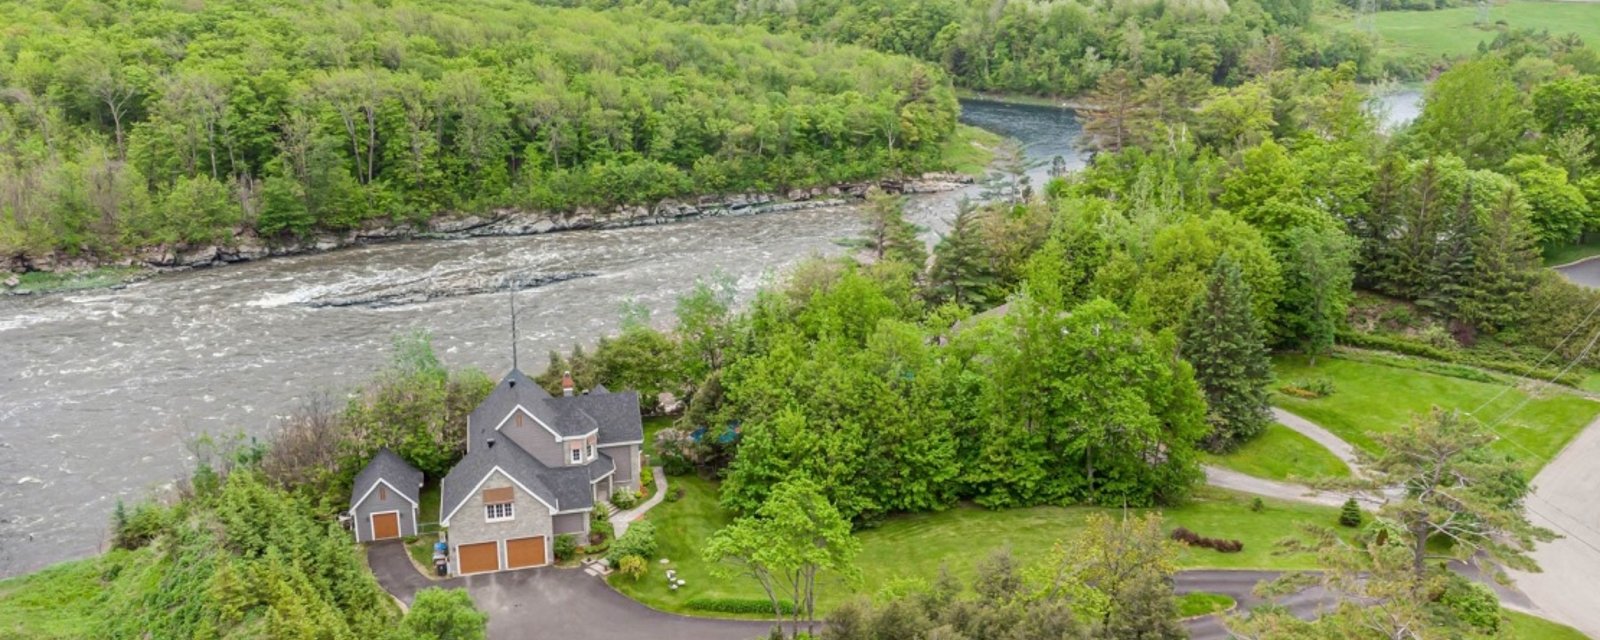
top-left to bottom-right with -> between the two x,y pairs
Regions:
368,541 -> 775,639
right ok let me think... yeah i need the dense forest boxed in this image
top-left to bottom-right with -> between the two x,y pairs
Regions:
536,30 -> 1600,525
540,0 -> 1382,94
0,0 -> 958,260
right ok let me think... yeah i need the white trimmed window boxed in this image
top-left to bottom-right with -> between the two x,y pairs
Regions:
570,447 -> 582,463
485,502 -> 514,522
587,442 -> 595,460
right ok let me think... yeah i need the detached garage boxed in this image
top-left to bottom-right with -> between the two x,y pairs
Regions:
350,449 -> 423,543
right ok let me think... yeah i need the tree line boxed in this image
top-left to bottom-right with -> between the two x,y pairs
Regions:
0,0 -> 958,261
538,0 -> 1384,94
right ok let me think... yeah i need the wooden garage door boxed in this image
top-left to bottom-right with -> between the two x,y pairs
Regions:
505,536 -> 546,569
458,542 -> 500,575
371,512 -> 400,540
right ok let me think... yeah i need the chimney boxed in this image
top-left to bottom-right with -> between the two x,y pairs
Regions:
486,437 -> 496,449
561,371 -> 574,397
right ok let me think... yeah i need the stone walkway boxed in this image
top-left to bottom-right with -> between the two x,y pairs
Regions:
612,466 -> 669,539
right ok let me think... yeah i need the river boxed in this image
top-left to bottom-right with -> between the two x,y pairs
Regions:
0,92 -> 1423,578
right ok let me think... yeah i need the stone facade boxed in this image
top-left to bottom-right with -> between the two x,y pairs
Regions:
444,470 -> 553,575
352,481 -> 417,542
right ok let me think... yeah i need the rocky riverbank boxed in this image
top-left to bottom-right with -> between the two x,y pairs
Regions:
1,173 -> 972,295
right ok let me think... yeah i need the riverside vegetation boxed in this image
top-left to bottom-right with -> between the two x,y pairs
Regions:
0,0 -> 960,268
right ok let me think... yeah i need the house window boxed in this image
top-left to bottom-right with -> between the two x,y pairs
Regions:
587,442 -> 595,460
485,502 -> 514,522
570,447 -> 582,463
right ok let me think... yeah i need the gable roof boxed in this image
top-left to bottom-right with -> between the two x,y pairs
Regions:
440,437 -> 594,525
469,369 -> 644,445
350,448 -> 422,508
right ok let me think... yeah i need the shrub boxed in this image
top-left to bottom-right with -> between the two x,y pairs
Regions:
1439,576 -> 1500,632
1280,377 -> 1336,398
611,489 -> 640,510
617,554 -> 647,581
640,466 -> 656,498
1169,527 -> 1244,553
1339,498 -> 1363,528
554,534 -> 578,562
665,487 -> 685,503
112,501 -> 170,551
686,597 -> 798,615
1337,330 -> 1584,386
1250,497 -> 1265,513
607,520 -> 658,566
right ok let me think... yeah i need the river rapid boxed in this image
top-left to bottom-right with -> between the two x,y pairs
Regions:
0,92 -> 1421,578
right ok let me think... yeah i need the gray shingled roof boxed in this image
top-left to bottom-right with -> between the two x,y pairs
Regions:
589,451 -> 616,482
350,448 -> 423,508
440,438 -> 595,524
468,369 -> 643,445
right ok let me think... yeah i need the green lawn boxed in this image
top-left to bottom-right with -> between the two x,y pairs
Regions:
1202,423 -> 1352,482
1273,354 -> 1599,472
418,479 -> 441,526
1320,1 -> 1600,60
642,415 -> 674,461
613,477 -> 1345,616
1176,592 -> 1235,618
1507,610 -> 1589,640
0,554 -> 115,639
1545,238 -> 1600,268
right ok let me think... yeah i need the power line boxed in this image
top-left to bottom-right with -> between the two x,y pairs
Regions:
1468,293 -> 1600,416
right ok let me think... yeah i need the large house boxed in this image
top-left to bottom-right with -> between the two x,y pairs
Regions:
350,368 -> 644,576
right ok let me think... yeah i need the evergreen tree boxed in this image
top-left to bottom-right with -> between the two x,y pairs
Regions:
927,199 -> 997,308
1338,498 -> 1362,527
860,187 -> 928,268
1180,256 -> 1273,452
1431,182 -> 1481,320
1461,186 -> 1541,331
1279,225 -> 1356,364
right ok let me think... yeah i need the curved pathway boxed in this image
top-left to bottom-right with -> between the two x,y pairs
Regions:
1202,465 -> 1375,509
1272,408 -> 1363,475
612,466 -> 668,539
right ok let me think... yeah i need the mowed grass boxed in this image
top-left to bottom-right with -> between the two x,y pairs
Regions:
1506,610 -> 1590,640
1176,592 -> 1235,618
1544,238 -> 1600,268
1321,1 -> 1600,59
612,477 -> 1343,616
1202,423 -> 1352,482
1273,354 -> 1599,471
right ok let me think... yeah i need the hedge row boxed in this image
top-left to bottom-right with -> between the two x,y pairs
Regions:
686,597 -> 797,615
1336,331 -> 1584,387
1171,527 -> 1244,553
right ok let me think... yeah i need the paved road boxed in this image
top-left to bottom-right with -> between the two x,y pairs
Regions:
1273,408 -> 1364,475
1555,255 -> 1600,288
1507,414 -> 1600,638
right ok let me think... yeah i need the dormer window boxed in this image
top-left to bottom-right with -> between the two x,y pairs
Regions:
587,442 -> 595,460
570,447 -> 582,464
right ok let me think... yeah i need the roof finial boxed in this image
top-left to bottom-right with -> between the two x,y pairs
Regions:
509,290 -> 519,371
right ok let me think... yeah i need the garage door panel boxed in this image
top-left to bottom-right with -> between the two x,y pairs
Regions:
458,542 -> 500,575
371,512 -> 400,540
506,536 -> 546,569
